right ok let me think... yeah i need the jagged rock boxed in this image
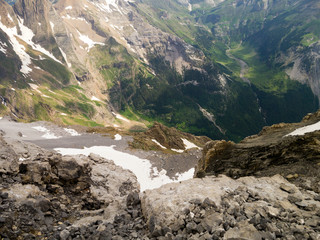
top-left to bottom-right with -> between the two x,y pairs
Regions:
141,174 -> 320,238
0,136 -> 141,239
195,110 -> 320,193
223,221 -> 262,240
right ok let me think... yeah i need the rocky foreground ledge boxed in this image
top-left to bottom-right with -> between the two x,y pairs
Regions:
1,112 -> 320,239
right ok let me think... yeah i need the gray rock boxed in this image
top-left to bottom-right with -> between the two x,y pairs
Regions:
59,229 -> 70,240
223,222 -> 262,240
186,222 -> 198,234
280,183 -> 296,194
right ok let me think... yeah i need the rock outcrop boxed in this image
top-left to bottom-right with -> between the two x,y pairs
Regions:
0,136 -> 143,239
195,110 -> 320,193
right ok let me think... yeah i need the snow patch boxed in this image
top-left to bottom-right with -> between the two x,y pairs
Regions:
0,16 -> 62,76
93,0 -> 124,15
0,17 -> 32,75
11,88 -> 15,91
91,96 -> 102,102
171,149 -> 184,153
59,47 -> 71,68
62,15 -> 89,24
7,13 -> 13,22
182,138 -> 199,150
77,30 -> 104,52
65,6 -> 73,10
114,134 -> 122,141
64,128 -> 81,136
17,18 -> 62,63
54,145 -> 194,191
112,112 -> 130,123
152,139 -> 166,149
0,41 -> 7,54
285,121 -> 320,136
50,21 -> 55,32
28,83 -> 41,94
32,126 -> 61,139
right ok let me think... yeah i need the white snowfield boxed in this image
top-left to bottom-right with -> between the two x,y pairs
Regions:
285,121 -> 320,137
54,145 -> 194,191
32,126 -> 61,139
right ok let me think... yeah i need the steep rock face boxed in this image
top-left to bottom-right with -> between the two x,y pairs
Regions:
14,0 -> 63,61
284,43 -> 320,100
195,110 -> 320,193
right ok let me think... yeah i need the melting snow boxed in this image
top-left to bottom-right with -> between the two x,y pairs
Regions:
0,16 -> 62,76
112,112 -> 130,123
54,145 -> 194,191
0,17 -> 32,75
50,21 -> 55,32
171,139 -> 199,153
91,96 -> 102,102
0,41 -> 7,54
65,6 -> 73,10
182,138 -> 199,150
77,30 -> 104,51
152,139 -> 166,149
64,128 -> 81,136
114,134 -> 122,141
59,47 -> 71,68
28,83 -> 42,94
32,126 -> 61,139
172,148 -> 184,153
7,13 -> 13,22
93,0 -> 124,15
285,121 -> 320,136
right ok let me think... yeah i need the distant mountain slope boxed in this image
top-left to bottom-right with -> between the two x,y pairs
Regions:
0,0 -> 318,141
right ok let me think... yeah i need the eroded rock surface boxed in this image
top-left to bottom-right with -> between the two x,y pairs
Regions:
0,136 -> 143,239
195,110 -> 320,193
141,175 -> 320,239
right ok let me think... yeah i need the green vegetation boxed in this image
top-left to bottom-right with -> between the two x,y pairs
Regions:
33,58 -> 71,85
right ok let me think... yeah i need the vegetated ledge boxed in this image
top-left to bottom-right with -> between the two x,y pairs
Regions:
195,109 -> 320,194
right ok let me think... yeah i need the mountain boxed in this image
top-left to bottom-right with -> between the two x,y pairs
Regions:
0,106 -> 320,239
0,0 -> 319,141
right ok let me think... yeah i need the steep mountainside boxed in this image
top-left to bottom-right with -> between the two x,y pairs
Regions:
0,0 -> 319,141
